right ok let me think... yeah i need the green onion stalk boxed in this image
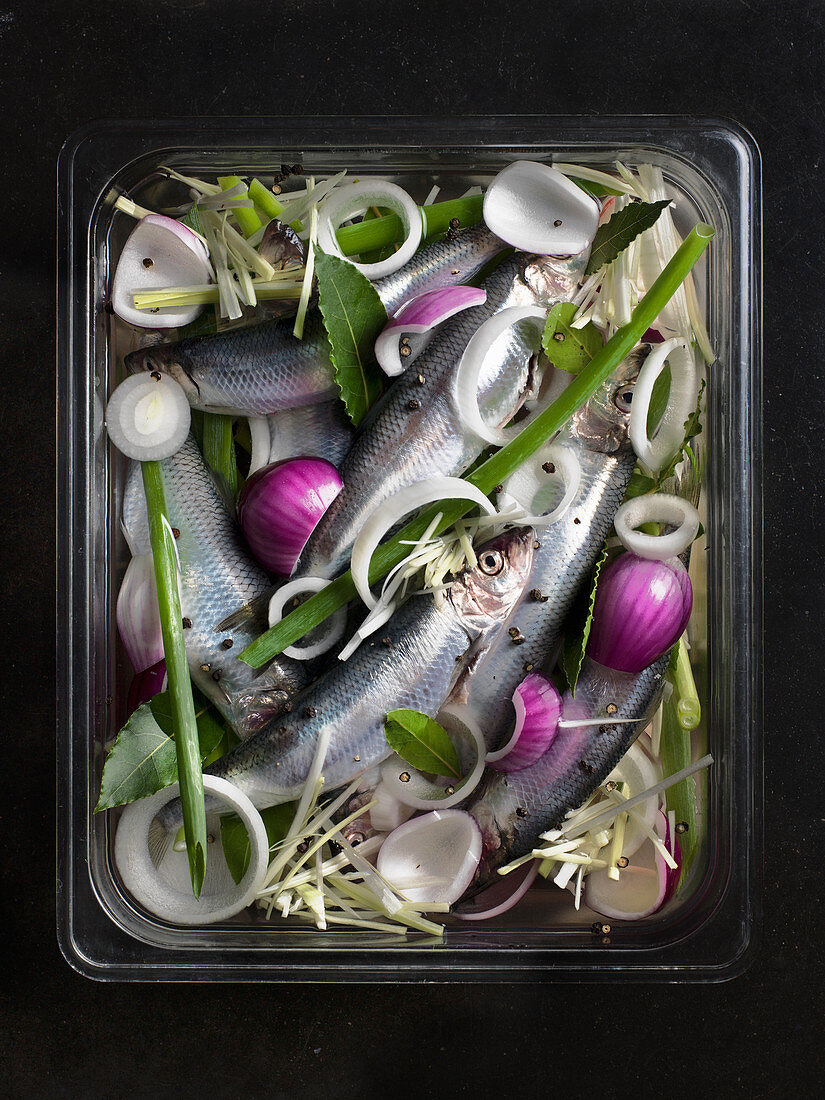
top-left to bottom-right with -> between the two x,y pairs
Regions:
217,176 -> 263,238
660,694 -> 699,884
141,462 -> 207,896
201,413 -> 239,501
240,223 -> 715,668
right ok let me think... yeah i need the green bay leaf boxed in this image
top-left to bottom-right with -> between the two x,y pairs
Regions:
384,708 -> 461,779
314,247 -> 386,427
541,302 -> 603,375
562,543 -> 609,696
585,198 -> 671,277
221,802 -> 295,885
95,688 -> 225,811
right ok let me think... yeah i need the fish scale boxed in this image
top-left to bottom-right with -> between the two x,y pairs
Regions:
156,527 -> 534,830
124,226 -> 507,417
296,252 -> 586,581
468,651 -> 672,888
456,350 -> 645,746
122,438 -> 310,734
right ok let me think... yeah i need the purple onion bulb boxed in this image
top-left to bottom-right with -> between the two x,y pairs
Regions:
587,552 -> 693,673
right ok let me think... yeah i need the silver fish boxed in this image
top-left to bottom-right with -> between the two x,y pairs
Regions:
124,226 -> 507,417
466,651 -> 671,890
454,349 -> 646,747
156,527 -> 534,829
296,252 -> 587,581
266,399 -> 354,469
122,437 -> 309,735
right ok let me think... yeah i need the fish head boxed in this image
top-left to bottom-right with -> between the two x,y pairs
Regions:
571,344 -> 649,454
449,526 -> 535,634
514,252 -> 590,308
124,345 -> 201,405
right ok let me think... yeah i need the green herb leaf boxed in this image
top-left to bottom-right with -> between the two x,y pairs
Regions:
384,709 -> 461,779
95,689 -> 224,811
562,544 -> 609,695
221,802 -> 295,885
541,303 -> 604,375
585,199 -> 671,277
314,247 -> 386,427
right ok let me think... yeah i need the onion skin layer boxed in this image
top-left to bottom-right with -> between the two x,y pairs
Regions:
587,552 -> 692,674
238,458 -> 343,575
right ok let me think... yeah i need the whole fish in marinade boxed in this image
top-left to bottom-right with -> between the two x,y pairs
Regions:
154,526 -> 534,831
124,225 -> 508,417
295,251 -> 588,581
266,399 -> 355,469
453,348 -> 647,748
122,437 -> 310,736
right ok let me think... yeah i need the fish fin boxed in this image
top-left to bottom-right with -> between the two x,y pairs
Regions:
147,816 -> 172,868
214,590 -> 275,635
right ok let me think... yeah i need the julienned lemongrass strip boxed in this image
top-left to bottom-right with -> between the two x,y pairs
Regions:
553,163 -> 640,197
240,223 -> 714,668
132,278 -> 303,310
141,462 -> 207,897
217,176 -> 264,238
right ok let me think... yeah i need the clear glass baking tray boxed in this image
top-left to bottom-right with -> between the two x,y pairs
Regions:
57,116 -> 762,981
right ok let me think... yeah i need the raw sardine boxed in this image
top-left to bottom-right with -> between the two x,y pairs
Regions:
455,349 -> 645,747
124,226 -> 507,417
122,437 -> 310,735
266,399 -> 354,469
296,252 -> 587,580
157,527 -> 534,829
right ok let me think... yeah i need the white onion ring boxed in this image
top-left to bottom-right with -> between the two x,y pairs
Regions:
247,416 -> 271,475
268,577 -> 348,660
629,339 -> 698,474
114,775 -> 268,926
613,493 -> 700,561
501,442 -> 581,526
317,180 -> 422,279
379,704 -> 486,811
350,477 -> 497,609
106,372 -> 191,461
453,306 -> 547,445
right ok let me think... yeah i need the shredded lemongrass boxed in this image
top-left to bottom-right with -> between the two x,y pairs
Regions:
114,194 -> 157,220
294,203 -> 318,339
553,162 -> 640,196
158,166 -> 221,196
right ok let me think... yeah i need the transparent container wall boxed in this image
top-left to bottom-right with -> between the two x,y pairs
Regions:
57,118 -> 761,981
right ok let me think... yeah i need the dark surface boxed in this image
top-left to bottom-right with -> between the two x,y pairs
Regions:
0,0 -> 821,1094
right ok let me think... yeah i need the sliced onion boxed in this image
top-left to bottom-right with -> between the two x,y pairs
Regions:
375,286 -> 487,376
606,741 -> 663,859
238,458 -> 343,576
267,577 -> 348,661
613,494 -> 700,561
127,659 -> 168,714
369,781 -> 415,834
486,672 -> 562,771
111,214 -> 212,329
483,161 -> 600,255
380,704 -> 486,811
587,552 -> 693,673
454,306 -> 547,445
629,339 -> 698,473
452,861 -> 539,921
317,180 -> 422,279
376,809 -> 482,905
350,477 -> 497,609
114,775 -> 269,926
106,372 -> 191,461
247,416 -> 271,476
117,553 -> 164,673
583,809 -> 673,921
500,442 -> 581,525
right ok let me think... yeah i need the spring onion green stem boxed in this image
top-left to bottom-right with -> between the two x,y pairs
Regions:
141,462 -> 206,896
217,176 -> 263,238
336,195 -> 484,257
201,414 -> 239,501
659,694 -> 699,882
672,635 -> 701,729
240,223 -> 714,667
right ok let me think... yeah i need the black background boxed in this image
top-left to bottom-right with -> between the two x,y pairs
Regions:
1,0 -> 822,1095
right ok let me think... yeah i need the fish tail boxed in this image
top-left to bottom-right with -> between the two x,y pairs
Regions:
147,814 -> 174,868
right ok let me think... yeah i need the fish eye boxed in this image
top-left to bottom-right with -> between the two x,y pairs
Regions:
478,549 -> 504,576
614,383 -> 635,412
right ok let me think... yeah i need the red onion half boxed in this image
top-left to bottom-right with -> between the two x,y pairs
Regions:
127,659 -> 168,714
486,672 -> 563,772
238,458 -> 343,575
587,552 -> 692,674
